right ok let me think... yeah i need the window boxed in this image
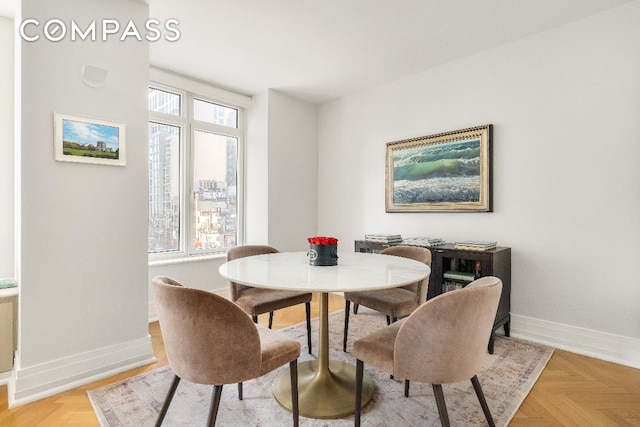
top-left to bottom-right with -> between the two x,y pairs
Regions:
148,84 -> 243,258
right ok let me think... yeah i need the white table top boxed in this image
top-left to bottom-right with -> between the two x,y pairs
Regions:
218,251 -> 430,293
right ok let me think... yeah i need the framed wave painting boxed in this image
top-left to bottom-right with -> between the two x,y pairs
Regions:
385,125 -> 492,212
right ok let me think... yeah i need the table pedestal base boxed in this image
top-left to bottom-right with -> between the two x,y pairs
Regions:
273,359 -> 374,419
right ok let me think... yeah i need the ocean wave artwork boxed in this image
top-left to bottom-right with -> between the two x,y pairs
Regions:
393,138 -> 481,204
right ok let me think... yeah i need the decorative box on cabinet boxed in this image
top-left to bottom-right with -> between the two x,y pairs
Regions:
354,240 -> 511,354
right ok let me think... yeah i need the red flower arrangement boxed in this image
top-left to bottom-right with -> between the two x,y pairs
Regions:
307,236 -> 338,245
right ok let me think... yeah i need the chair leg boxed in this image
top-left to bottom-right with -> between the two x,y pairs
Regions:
488,331 -> 495,354
252,315 -> 258,323
386,315 -> 391,325
237,382 -> 243,400
268,311 -> 274,329
207,385 -> 223,427
289,360 -> 299,427
155,374 -> 180,427
471,375 -> 495,427
305,302 -> 312,354
353,303 -> 359,314
404,379 -> 410,397
343,300 -> 350,352
355,359 -> 364,427
432,384 -> 450,427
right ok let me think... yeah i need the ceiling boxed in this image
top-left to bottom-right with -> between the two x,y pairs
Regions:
147,0 -> 633,104
2,0 -> 634,104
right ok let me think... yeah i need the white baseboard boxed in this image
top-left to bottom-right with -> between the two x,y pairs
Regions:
510,313 -> 640,369
9,335 -> 156,408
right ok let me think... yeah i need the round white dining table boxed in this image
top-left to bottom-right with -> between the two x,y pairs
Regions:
218,251 -> 430,419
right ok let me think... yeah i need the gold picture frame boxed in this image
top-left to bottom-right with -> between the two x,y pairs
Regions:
385,124 -> 492,212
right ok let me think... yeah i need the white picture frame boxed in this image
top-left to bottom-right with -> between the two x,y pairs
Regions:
54,112 -> 126,166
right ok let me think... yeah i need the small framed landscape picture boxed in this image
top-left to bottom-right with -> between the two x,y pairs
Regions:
54,112 -> 126,166
385,124 -> 492,212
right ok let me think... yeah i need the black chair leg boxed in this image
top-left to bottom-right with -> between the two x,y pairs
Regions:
237,382 -> 243,400
471,375 -> 495,427
268,311 -> 274,329
155,374 -> 180,427
353,303 -> 359,314
355,359 -> 364,427
252,315 -> 258,323
207,385 -> 223,427
343,300 -> 351,352
305,302 -> 312,354
290,360 -> 299,427
386,315 -> 391,325
432,384 -> 450,427
404,379 -> 410,397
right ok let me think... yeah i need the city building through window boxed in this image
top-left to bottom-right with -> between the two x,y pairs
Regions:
148,84 -> 243,258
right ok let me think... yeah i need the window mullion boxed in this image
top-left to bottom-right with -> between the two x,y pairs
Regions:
184,95 -> 195,256
193,120 -> 242,138
185,122 -> 196,257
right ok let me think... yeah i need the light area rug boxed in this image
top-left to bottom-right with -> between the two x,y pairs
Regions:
88,307 -> 553,426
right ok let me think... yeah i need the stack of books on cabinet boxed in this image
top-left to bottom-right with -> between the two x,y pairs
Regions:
402,237 -> 445,247
454,240 -> 497,251
364,234 -> 403,244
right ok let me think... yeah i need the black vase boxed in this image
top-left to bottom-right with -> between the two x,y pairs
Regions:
308,244 -> 338,266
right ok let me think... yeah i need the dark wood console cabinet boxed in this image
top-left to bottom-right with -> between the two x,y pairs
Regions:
354,240 -> 511,353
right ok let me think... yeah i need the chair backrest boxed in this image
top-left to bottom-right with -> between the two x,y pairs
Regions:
153,276 -> 263,385
380,245 -> 432,304
393,276 -> 502,384
226,245 -> 279,301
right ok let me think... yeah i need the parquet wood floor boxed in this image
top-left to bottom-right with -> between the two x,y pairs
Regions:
1,292 -> 639,426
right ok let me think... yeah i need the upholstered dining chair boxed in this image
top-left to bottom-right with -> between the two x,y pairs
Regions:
227,245 -> 313,354
343,245 -> 432,352
353,276 -> 502,426
153,276 -> 300,427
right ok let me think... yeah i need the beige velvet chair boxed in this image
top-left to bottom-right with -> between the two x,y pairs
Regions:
353,276 -> 503,427
343,245 -> 432,351
153,276 -> 300,427
228,245 -> 313,354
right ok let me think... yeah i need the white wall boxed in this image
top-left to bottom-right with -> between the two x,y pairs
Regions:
246,89 -> 319,252
12,0 -> 154,405
318,2 -> 640,367
245,91 -> 269,244
267,90 -> 319,252
0,17 -> 14,279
